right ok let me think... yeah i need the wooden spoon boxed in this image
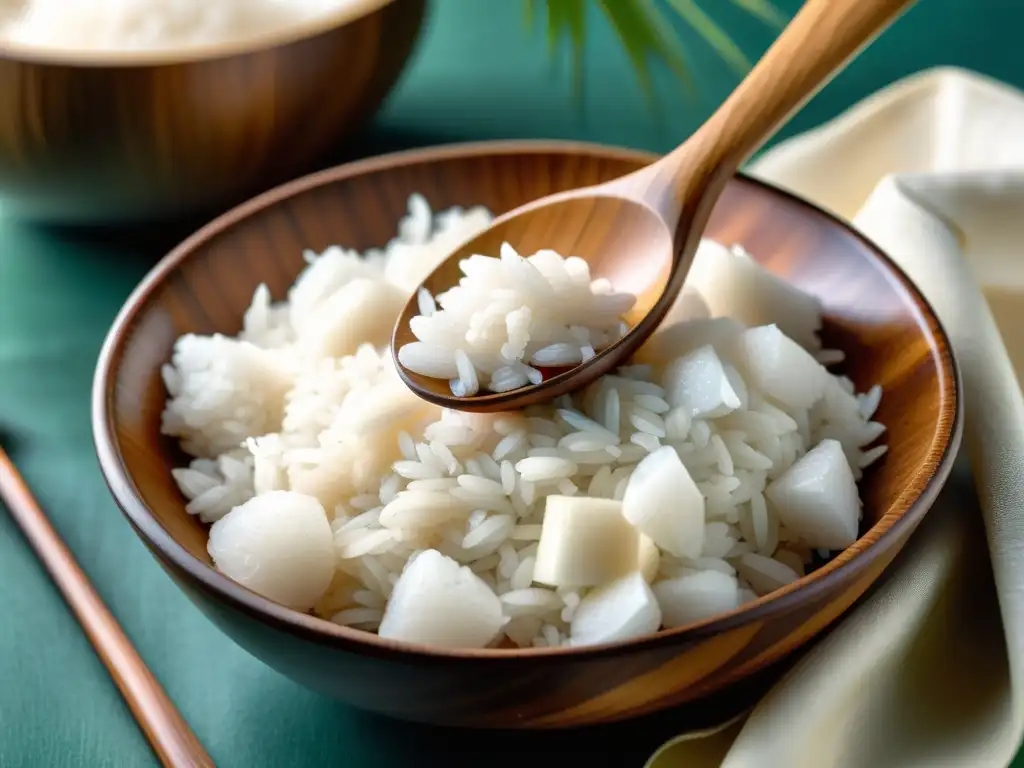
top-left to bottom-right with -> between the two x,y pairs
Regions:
0,443 -> 214,768
393,0 -> 916,412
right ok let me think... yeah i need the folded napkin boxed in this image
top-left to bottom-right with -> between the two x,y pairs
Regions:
649,67 -> 1024,768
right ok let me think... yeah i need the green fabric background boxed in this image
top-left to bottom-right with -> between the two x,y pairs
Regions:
1,1 -> 1021,765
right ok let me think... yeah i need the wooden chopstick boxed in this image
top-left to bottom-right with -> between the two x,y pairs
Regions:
0,446 -> 214,768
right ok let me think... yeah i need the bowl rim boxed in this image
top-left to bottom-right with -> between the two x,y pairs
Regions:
92,138 -> 963,661
0,0 -> 401,67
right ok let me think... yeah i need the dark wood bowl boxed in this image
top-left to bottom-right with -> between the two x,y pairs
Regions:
0,0 -> 425,224
92,141 -> 962,728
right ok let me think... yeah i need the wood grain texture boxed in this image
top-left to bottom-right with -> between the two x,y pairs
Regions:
392,0 -> 917,411
0,0 -> 424,224
0,446 -> 212,767
92,141 -> 962,728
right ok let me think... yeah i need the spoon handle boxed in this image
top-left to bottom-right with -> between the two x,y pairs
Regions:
0,449 -> 215,768
647,0 -> 916,213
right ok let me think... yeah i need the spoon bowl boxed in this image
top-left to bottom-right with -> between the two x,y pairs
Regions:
393,193 -> 676,410
393,0 -> 917,410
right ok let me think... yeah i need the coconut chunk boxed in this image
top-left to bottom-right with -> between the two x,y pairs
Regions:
378,550 -> 504,648
570,572 -> 662,647
739,324 -> 827,410
634,316 -> 745,367
533,496 -> 639,588
663,344 -> 742,419
687,241 -> 823,351
622,446 -> 705,558
208,491 -> 335,611
765,438 -> 860,550
653,570 -> 741,628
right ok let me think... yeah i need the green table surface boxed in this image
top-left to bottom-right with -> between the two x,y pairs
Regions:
1,1 -> 1021,765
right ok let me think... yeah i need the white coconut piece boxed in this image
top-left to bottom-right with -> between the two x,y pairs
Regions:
662,344 -> 741,419
533,496 -> 639,588
207,491 -> 335,611
378,549 -> 504,648
297,277 -> 406,359
739,324 -> 827,410
621,446 -> 705,558
570,572 -> 662,647
653,569 -> 741,628
687,240 -> 823,351
638,534 -> 660,584
633,316 -> 745,367
765,438 -> 860,550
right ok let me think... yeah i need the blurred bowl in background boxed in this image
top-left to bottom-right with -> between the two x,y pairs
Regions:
0,0 -> 425,224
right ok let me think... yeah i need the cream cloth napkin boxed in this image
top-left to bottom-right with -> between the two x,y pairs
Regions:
649,67 -> 1024,768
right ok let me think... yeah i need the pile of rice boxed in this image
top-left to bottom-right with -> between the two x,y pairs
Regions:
1,0 -> 362,52
397,243 -> 637,396
163,194 -> 887,650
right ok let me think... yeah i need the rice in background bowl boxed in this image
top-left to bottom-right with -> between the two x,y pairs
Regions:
0,0 -> 391,53
93,142 -> 960,727
0,0 -> 424,223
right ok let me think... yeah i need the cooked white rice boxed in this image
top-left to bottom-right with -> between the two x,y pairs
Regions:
397,243 -> 636,395
1,0 -> 369,53
162,194 -> 887,650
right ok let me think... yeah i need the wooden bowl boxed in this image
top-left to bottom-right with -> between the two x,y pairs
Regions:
0,0 -> 425,224
92,141 -> 962,728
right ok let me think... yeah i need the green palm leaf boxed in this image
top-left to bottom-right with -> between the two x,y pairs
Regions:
666,0 -> 752,74
529,0 -> 787,105
598,0 -> 695,106
729,0 -> 787,27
